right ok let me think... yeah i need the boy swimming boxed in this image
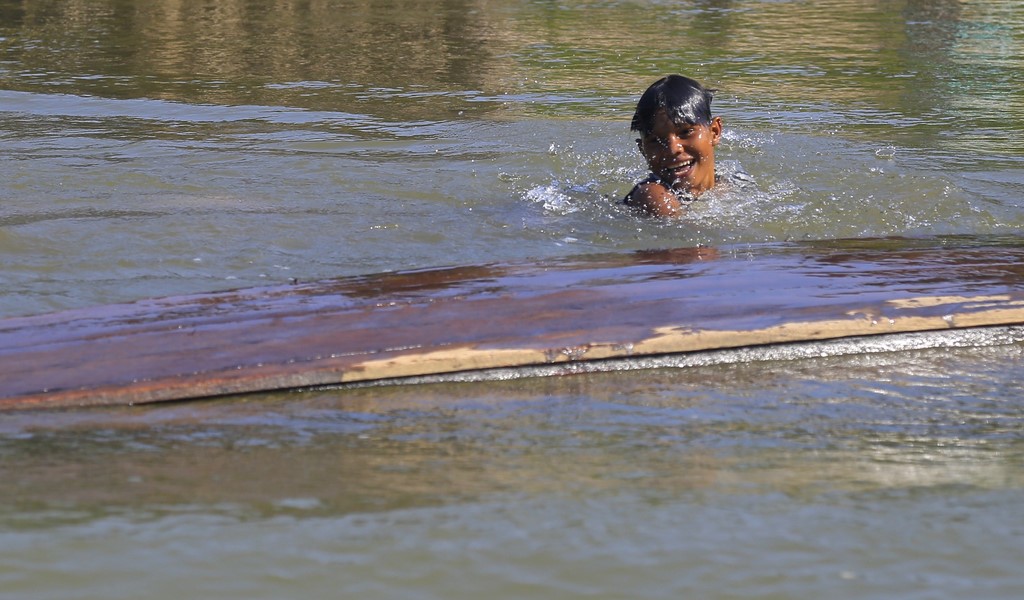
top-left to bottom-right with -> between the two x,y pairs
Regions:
625,75 -> 724,217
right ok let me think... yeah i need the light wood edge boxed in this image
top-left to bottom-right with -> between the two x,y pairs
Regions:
345,305 -> 1024,383
8,302 -> 1024,410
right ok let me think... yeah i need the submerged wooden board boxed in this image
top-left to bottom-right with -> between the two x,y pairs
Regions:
4,239 -> 1024,410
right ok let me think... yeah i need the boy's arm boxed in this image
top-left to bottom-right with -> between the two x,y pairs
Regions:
625,182 -> 685,217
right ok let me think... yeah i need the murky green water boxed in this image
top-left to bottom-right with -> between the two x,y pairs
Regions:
2,0 -> 1024,597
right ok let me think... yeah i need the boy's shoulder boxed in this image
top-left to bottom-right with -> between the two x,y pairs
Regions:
624,174 -> 696,204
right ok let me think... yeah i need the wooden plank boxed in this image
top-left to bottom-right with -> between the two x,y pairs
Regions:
4,239 -> 1024,410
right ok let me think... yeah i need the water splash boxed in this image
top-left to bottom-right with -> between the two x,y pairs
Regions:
525,184 -> 578,215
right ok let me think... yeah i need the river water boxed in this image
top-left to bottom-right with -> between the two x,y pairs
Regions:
2,0 -> 1023,597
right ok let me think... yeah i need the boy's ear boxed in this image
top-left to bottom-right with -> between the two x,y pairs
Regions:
710,117 -> 723,145
635,138 -> 645,154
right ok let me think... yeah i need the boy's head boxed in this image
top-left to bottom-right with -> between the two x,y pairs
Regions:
630,75 -> 714,135
631,75 -> 723,196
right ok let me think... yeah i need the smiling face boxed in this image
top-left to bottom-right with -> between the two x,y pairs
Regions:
639,109 -> 723,196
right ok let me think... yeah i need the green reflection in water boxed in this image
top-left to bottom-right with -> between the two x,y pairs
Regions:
2,0 -> 1022,142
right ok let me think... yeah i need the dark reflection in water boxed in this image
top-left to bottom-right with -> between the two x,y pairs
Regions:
2,0 -> 509,116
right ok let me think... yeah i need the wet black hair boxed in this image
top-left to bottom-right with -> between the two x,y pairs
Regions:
630,75 -> 715,134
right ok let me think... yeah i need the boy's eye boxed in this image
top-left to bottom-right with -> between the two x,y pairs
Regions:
645,128 -> 694,148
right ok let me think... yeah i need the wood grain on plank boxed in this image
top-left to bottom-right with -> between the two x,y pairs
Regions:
4,241 -> 1024,410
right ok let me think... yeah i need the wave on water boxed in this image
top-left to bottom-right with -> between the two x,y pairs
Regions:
0,89 -> 368,127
